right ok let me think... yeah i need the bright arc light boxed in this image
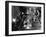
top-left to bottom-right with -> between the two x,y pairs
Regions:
26,26 -> 30,29
12,18 -> 16,22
